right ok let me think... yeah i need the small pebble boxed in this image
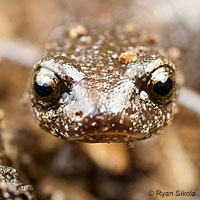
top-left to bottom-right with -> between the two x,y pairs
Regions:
119,50 -> 137,64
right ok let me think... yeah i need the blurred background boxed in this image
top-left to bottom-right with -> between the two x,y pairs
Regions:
0,0 -> 200,199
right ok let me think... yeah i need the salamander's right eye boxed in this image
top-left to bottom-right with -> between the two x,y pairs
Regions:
32,67 -> 61,105
34,82 -> 53,97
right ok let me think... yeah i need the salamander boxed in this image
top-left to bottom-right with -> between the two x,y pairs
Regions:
30,22 -> 181,143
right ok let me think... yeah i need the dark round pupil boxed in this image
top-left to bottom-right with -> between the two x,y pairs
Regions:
34,82 -> 53,97
153,78 -> 173,96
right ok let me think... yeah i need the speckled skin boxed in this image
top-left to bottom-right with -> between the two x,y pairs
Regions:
30,23 -> 180,143
0,166 -> 33,199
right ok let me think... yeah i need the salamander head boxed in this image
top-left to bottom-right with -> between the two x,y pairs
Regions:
30,24 -> 179,143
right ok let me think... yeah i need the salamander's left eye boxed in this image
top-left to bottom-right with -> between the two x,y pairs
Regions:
142,65 -> 176,105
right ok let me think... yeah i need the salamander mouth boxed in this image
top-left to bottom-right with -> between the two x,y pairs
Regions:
65,132 -> 151,143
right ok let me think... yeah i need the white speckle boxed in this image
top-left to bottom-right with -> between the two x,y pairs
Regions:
74,127 -> 79,131
93,45 -> 99,49
167,113 -> 171,120
140,91 -> 149,100
111,53 -> 118,59
103,127 -> 109,131
91,122 -> 97,126
141,127 -> 149,134
108,66 -> 113,70
80,36 -> 91,43
64,125 -> 69,131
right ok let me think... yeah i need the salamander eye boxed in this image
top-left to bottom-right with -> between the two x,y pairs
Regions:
142,65 -> 176,105
153,77 -> 173,96
32,67 -> 61,105
34,82 -> 53,97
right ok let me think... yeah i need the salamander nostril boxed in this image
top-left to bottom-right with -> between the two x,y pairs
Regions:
75,111 -> 83,117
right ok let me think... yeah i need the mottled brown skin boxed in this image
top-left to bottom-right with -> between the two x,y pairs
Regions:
30,23 -> 180,143
0,166 -> 33,200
